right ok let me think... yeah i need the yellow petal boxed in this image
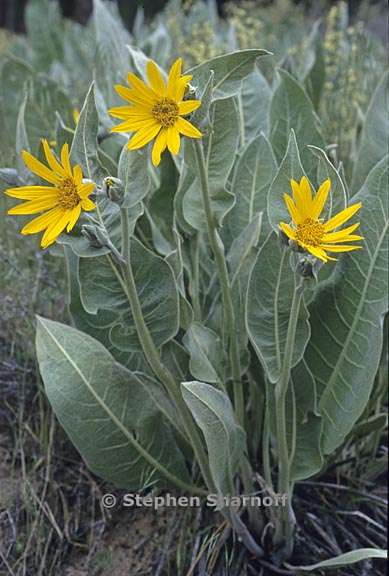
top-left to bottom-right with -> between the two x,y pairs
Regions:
8,197 -> 58,215
66,204 -> 81,232
167,127 -> 180,155
73,165 -> 83,185
290,179 -> 306,217
115,85 -> 152,108
127,123 -> 161,150
319,244 -> 362,252
81,198 -> 96,211
127,73 -> 156,103
111,117 -> 154,133
40,210 -> 71,248
299,176 -> 312,205
78,182 -> 95,199
310,178 -> 331,220
178,100 -> 201,115
22,150 -> 61,185
152,129 -> 168,166
279,221 -> 296,240
167,58 -> 183,97
146,60 -> 166,95
283,194 -> 301,224
306,245 -> 330,262
322,222 -> 360,242
175,117 -> 201,138
5,186 -> 58,200
42,139 -> 66,176
173,75 -> 192,101
108,105 -> 145,120
21,207 -> 62,235
61,143 -> 72,175
324,202 -> 362,232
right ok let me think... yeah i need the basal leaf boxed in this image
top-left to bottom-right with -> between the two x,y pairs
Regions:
36,317 -> 189,490
182,381 -> 246,495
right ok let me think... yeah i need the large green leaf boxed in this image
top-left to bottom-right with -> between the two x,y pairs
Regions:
189,50 -> 269,100
78,237 -> 179,353
239,69 -> 272,142
267,130 -> 306,231
225,133 -> 277,242
309,145 -> 347,218
246,232 -> 311,383
70,82 -> 106,181
64,247 -> 148,372
36,317 -> 189,489
183,97 -> 239,231
117,145 -> 151,208
183,322 -> 227,385
269,69 -> 325,179
181,381 -> 246,495
93,0 -> 131,102
305,157 -> 388,454
351,70 -> 389,194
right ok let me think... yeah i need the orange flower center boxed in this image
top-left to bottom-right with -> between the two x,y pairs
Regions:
57,178 -> 80,209
296,218 -> 325,247
152,98 -> 179,128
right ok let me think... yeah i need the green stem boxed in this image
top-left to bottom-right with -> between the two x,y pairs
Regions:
119,208 -> 215,493
273,275 -> 303,551
192,139 -> 244,428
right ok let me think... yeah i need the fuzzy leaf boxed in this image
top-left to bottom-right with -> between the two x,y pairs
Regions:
269,69 -> 325,179
78,237 -> 179,353
305,157 -> 388,454
182,381 -> 246,495
189,49 -> 270,100
36,317 -> 189,490
246,232 -> 311,383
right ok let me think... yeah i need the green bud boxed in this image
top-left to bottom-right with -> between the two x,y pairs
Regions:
103,177 -> 125,204
81,224 -> 108,248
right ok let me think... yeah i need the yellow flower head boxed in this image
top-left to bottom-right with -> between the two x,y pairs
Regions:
280,176 -> 363,262
109,58 -> 202,166
5,140 -> 96,249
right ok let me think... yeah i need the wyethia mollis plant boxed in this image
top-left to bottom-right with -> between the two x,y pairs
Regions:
3,31 -> 387,568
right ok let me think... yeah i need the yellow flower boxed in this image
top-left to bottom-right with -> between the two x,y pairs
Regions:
5,140 -> 96,249
280,176 -> 363,262
109,58 -> 202,166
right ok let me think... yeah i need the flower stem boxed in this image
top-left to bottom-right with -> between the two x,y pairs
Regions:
119,208 -> 215,493
192,139 -> 244,428
273,274 -> 304,555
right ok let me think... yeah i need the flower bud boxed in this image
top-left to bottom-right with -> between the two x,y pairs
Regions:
81,224 -> 108,248
102,177 -> 125,204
